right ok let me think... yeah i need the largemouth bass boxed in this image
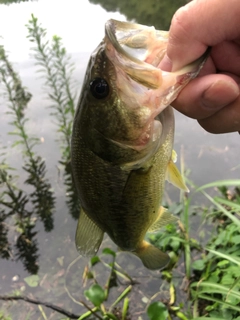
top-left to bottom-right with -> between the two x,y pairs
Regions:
71,19 -> 207,270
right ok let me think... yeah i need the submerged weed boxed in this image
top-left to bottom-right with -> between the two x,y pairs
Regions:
0,45 -> 55,273
26,14 -> 79,219
26,14 -> 76,163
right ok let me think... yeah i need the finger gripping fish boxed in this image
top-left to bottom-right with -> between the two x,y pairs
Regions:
71,19 -> 208,270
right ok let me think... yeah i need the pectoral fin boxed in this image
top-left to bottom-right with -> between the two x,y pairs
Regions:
75,208 -> 104,257
133,240 -> 170,270
148,206 -> 178,232
171,149 -> 177,163
166,160 -> 189,192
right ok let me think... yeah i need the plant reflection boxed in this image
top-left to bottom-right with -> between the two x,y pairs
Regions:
0,15 -> 81,274
0,207 -> 11,259
0,45 -> 55,274
0,167 -> 40,273
89,0 -> 188,30
63,160 -> 80,220
26,14 -> 79,220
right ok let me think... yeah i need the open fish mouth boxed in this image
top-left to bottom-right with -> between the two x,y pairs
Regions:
101,19 -> 210,158
105,19 -> 169,67
105,19 -> 167,90
105,19 -> 209,115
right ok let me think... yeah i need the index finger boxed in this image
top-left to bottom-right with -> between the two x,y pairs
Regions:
164,0 -> 240,71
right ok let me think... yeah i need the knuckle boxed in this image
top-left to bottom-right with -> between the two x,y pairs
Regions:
170,7 -> 191,42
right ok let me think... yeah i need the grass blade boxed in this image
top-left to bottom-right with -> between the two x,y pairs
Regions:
197,294 -> 240,312
206,248 -> 240,266
196,180 -> 240,191
200,190 -> 240,227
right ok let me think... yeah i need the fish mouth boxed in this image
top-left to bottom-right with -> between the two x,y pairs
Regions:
105,19 -> 209,106
105,20 -> 147,65
103,19 -> 209,157
105,19 -> 167,90
105,19 -> 168,67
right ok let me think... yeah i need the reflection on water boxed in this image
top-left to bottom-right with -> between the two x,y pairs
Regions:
0,44 -> 55,274
0,0 -> 239,319
89,0 -> 188,29
0,13 -> 83,278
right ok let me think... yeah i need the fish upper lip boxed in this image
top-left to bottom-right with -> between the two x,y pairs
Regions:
104,19 -> 164,90
105,19 -> 144,65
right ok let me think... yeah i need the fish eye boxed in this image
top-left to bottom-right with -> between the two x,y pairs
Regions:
90,78 -> 109,99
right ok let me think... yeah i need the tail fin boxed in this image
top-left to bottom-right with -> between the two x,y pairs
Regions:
133,241 -> 170,270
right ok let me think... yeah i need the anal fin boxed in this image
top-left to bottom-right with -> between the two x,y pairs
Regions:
75,208 -> 104,257
148,206 -> 178,232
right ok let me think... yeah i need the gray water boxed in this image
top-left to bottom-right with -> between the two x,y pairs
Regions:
0,1 -> 239,319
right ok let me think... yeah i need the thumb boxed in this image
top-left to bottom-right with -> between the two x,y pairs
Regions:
161,0 -> 240,71
172,74 -> 240,120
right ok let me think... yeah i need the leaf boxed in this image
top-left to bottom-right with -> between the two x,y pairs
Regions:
196,180 -> 240,191
122,297 -> 129,320
84,284 -> 105,307
217,260 -> 229,268
110,285 -> 132,309
192,259 -> 205,271
105,313 -> 118,320
206,248 -> 240,266
147,302 -> 169,320
191,281 -> 240,300
200,191 -> 240,227
214,197 -> 240,212
90,256 -> 100,266
24,275 -> 40,287
197,294 -> 240,312
231,235 -> 240,244
170,239 -> 180,251
102,248 -> 116,257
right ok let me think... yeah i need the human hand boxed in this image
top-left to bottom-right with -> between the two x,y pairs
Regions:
160,0 -> 240,134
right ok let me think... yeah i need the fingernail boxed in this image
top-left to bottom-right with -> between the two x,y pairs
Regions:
202,80 -> 240,110
159,54 -> 172,71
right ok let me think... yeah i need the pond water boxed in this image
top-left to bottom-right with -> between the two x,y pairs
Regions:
0,0 -> 239,319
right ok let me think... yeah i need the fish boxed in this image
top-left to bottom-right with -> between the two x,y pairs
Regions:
71,19 -> 208,270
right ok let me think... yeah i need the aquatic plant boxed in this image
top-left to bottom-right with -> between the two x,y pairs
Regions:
26,14 -> 79,219
190,180 -> 240,320
148,179 -> 240,320
76,248 -> 132,320
0,44 -> 55,273
26,14 -> 76,163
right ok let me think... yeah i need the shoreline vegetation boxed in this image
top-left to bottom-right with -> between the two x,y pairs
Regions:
0,15 -> 240,320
